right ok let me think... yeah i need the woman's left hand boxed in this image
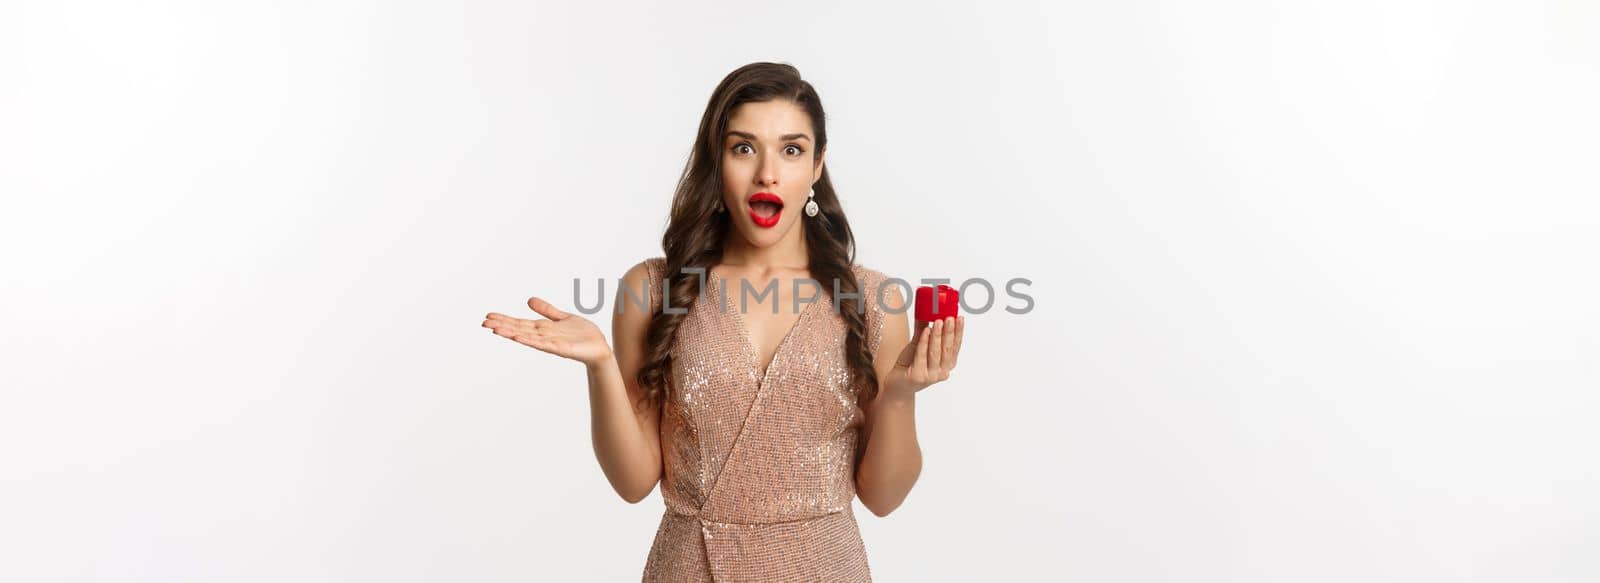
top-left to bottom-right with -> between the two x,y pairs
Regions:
882,315 -> 964,400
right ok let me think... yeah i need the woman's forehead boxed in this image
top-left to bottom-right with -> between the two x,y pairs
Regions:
726,101 -> 812,137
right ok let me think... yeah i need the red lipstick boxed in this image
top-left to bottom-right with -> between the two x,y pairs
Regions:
747,192 -> 783,228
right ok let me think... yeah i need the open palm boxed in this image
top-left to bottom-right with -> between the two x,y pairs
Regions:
882,315 -> 965,398
482,296 -> 611,366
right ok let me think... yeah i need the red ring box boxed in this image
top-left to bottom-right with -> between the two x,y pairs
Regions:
914,284 -> 960,325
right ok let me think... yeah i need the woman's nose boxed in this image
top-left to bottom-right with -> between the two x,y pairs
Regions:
756,153 -> 778,184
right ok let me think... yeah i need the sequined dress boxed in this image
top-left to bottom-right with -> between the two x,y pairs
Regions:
638,257 -> 891,582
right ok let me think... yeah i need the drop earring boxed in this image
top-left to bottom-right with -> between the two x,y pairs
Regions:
804,188 -> 819,217
715,199 -> 724,213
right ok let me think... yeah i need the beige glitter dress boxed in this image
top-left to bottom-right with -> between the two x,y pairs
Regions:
638,257 -> 892,582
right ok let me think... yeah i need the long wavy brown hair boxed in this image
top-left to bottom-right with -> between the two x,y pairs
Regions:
635,62 -> 878,412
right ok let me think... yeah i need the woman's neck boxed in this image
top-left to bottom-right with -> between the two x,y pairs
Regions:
719,225 -> 810,274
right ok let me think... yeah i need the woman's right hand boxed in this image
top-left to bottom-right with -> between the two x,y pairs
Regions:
482,296 -> 613,367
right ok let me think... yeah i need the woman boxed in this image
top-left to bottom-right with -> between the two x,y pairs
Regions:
482,62 -> 965,582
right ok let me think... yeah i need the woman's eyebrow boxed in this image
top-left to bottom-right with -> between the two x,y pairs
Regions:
726,130 -> 812,142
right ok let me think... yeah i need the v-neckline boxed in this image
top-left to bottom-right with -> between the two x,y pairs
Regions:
711,271 -> 823,384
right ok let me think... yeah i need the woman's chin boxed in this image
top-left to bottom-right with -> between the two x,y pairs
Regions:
736,221 -> 788,246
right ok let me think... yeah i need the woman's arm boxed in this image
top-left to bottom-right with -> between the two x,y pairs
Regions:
855,285 -> 920,517
589,261 -> 664,503
855,283 -> 966,517
481,261 -> 663,503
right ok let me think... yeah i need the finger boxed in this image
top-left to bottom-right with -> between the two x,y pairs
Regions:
940,317 -> 957,370
489,312 -> 533,324
485,312 -> 526,324
948,316 -> 964,368
484,316 -> 529,334
492,317 -> 542,338
927,319 -> 944,372
527,296 -> 570,320
911,320 -> 931,376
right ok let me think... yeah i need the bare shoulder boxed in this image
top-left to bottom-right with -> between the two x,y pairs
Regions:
624,256 -> 666,285
613,257 -> 664,369
616,257 -> 665,318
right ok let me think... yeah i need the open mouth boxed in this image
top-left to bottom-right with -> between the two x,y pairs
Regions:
747,192 -> 784,228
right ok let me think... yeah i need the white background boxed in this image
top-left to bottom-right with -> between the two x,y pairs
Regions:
3,1 -> 1597,581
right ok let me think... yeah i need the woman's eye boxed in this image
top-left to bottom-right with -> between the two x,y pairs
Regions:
729,143 -> 803,156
